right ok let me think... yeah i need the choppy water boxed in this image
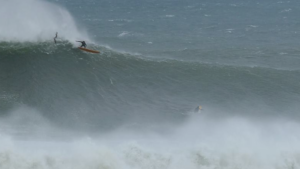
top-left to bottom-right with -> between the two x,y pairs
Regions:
0,0 -> 300,168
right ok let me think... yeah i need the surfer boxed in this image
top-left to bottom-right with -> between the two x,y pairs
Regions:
77,41 -> 87,48
194,105 -> 202,113
54,32 -> 58,44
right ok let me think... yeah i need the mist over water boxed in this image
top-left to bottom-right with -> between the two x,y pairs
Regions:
1,109 -> 300,169
1,0 -> 300,168
0,0 -> 87,42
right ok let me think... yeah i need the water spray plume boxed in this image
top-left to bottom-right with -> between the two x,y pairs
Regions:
0,0 -> 87,42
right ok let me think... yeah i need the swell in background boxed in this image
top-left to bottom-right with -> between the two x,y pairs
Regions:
1,0 -> 300,168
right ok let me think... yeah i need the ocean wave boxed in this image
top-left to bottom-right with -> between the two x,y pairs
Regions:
0,116 -> 300,169
1,41 -> 300,131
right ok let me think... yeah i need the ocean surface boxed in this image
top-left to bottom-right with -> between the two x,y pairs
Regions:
1,0 -> 300,168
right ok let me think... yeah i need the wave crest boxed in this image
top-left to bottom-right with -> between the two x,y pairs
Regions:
0,0 -> 88,42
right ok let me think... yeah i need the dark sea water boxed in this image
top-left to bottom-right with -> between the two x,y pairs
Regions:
1,0 -> 300,168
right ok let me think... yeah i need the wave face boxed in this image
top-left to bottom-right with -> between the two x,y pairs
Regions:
1,42 -> 300,130
0,0 -> 86,42
1,0 -> 300,168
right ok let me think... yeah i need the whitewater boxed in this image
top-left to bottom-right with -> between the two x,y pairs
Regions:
0,0 -> 88,42
1,0 -> 300,168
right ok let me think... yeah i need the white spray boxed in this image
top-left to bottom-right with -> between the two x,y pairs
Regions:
0,0 -> 88,42
1,106 -> 300,169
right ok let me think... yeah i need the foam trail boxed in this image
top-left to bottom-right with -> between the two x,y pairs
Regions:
0,0 -> 88,42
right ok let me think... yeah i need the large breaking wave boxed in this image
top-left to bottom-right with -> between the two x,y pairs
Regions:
1,41 -> 300,129
1,0 -> 300,168
1,40 -> 300,169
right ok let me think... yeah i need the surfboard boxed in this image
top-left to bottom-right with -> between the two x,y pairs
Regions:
78,47 -> 100,54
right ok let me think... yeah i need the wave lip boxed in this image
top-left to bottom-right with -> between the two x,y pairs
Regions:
0,0 -> 87,42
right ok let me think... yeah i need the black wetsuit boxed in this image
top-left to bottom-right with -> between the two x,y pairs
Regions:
79,41 -> 87,48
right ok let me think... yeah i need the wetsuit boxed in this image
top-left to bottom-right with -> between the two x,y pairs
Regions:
77,41 -> 87,48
